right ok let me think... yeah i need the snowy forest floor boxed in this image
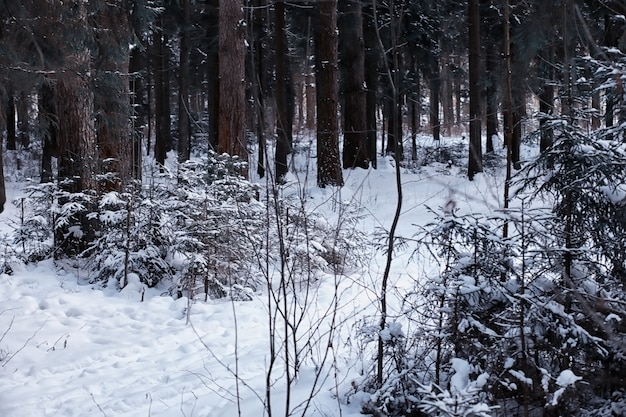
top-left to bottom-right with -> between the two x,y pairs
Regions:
0,134 -> 530,417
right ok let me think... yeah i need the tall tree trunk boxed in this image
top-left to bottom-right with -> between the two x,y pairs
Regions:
339,0 -> 368,169
274,1 -> 293,182
6,92 -> 16,151
484,8 -> 498,154
454,63 -> 462,127
129,45 -> 146,180
385,91 -> 403,159
512,90 -> 523,168
410,54 -> 420,160
507,33 -> 523,167
250,0 -> 267,177
218,0 -> 248,169
207,43 -> 220,150
39,83 -> 58,183
0,98 -> 5,212
441,39 -> 454,136
363,1 -> 378,168
57,79 -> 97,191
154,19 -> 170,169
423,57 -> 441,143
383,0 -> 404,161
305,67 -> 316,131
95,1 -> 132,190
315,0 -> 343,187
55,43 -> 98,255
17,91 -> 30,149
467,0 -> 483,180
178,0 -> 191,162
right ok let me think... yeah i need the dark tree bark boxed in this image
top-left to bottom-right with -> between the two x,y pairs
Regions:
250,0 -> 267,178
207,39 -> 219,151
421,52 -> 441,143
441,39 -> 454,136
484,2 -> 499,154
511,91 -> 523,168
55,32 -> 98,255
363,1 -> 378,168
429,73 -> 440,143
315,0 -> 343,187
454,63 -> 462,127
305,54 -> 316,131
178,0 -> 191,163
94,1 -> 132,190
383,0 -> 404,161
410,54 -> 420,161
17,91 -> 30,149
57,79 -> 97,193
467,0 -> 483,180
6,93 -> 16,151
274,1 -> 294,182
154,16 -> 171,169
129,45 -> 146,180
339,0 -> 368,169
485,48 -> 498,154
218,0 -> 248,168
0,99 -> 5,212
506,35 -> 523,168
39,83 -> 58,183
483,0 -> 502,153
384,91 -> 403,160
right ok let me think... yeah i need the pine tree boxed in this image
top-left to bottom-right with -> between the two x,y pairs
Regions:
274,1 -> 294,182
218,0 -> 248,171
467,0 -> 483,180
339,0 -> 368,169
315,0 -> 343,187
177,0 -> 192,163
153,12 -> 172,169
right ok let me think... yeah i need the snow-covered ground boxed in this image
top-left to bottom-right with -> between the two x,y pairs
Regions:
0,136 -> 511,416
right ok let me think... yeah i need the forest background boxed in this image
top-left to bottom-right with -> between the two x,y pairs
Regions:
1,1 -> 626,416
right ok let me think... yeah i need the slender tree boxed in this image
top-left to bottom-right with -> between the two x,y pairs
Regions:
129,45 -> 146,180
467,0 -> 483,180
205,0 -> 220,150
178,0 -> 192,162
483,0 -> 501,153
153,13 -> 171,168
6,92 -> 16,151
39,83 -> 57,183
274,1 -> 294,182
249,0 -> 268,178
17,91 -> 30,148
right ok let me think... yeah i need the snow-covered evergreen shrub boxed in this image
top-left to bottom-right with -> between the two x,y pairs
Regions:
54,185 -> 97,257
84,152 -> 267,294
364,209 -> 508,416
173,152 -> 264,300
417,359 -> 495,417
367,198 -> 620,416
86,185 -> 172,288
511,112 -> 626,413
11,181 -> 57,262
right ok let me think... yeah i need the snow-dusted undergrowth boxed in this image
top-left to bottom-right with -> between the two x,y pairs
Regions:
0,136 -> 510,417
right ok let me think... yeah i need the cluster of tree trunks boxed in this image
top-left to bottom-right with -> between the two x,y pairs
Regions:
1,0 -> 626,211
